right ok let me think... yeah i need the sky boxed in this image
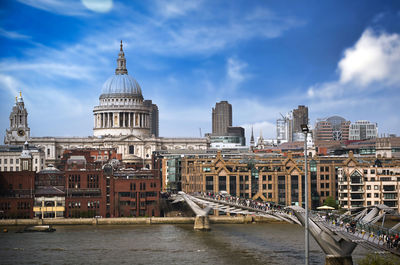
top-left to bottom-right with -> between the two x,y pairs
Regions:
1,0 -> 400,143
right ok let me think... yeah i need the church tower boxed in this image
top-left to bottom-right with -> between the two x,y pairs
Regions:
4,92 -> 30,144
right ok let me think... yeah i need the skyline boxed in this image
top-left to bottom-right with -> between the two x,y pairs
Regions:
1,0 -> 400,143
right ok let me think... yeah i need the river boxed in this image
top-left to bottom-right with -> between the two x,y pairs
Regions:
0,223 -> 372,265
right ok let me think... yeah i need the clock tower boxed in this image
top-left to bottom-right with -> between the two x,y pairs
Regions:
4,92 -> 30,144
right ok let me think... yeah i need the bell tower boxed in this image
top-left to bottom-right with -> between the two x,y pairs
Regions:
4,92 -> 30,144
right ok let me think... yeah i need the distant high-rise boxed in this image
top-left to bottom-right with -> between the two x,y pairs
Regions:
314,116 -> 350,141
276,112 -> 293,143
212,101 -> 232,135
292,105 -> 308,133
349,120 -> 378,140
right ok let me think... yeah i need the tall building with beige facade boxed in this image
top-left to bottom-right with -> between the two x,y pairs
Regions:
338,152 -> 400,212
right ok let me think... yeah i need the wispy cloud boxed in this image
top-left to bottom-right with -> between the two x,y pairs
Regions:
17,0 -> 94,16
0,28 -> 31,40
154,0 -> 202,18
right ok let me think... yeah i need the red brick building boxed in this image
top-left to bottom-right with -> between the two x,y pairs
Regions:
107,168 -> 160,217
0,171 -> 35,218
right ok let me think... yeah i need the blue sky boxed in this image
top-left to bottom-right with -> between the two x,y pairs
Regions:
1,0 -> 400,143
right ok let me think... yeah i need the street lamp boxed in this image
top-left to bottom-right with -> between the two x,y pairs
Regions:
301,124 -> 309,265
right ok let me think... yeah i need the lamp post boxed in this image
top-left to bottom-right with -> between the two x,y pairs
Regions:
301,124 -> 309,265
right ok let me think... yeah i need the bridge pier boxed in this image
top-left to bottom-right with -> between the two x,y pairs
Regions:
325,255 -> 353,265
194,215 -> 210,231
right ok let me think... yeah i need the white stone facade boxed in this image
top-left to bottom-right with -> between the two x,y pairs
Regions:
3,42 -> 209,167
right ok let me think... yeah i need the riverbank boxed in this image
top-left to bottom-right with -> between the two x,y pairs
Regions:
0,216 -> 286,226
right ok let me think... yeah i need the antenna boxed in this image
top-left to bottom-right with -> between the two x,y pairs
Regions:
199,128 -> 202,137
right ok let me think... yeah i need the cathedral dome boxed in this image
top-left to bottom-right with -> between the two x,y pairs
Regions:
101,74 -> 142,98
99,41 -> 143,99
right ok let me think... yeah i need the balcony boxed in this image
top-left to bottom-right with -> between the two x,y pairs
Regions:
350,189 -> 364,193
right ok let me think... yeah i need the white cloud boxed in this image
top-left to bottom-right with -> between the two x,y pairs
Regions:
81,0 -> 113,13
308,28 -> 400,100
339,29 -> 400,87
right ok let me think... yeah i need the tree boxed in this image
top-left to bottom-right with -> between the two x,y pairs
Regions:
324,196 -> 338,209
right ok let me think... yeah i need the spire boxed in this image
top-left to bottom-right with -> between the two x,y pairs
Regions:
115,40 -> 128,75
250,126 -> 255,146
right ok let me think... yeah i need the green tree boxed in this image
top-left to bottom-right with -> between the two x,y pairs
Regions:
324,196 -> 338,209
358,253 -> 400,265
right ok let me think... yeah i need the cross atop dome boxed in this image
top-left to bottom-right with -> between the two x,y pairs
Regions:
116,40 -> 128,75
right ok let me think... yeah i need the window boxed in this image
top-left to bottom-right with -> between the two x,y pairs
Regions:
10,159 -> 13,164
374,185 -> 379,190
268,184 -> 272,189
4,159 -> 7,164
367,201 -> 371,205
374,193 -> 379,198
268,175 -> 272,181
16,166 -> 19,171
326,183 -> 329,188
321,191 -> 325,196
364,169 -> 368,174
367,185 -> 371,190
263,184 -> 266,189
325,167 -> 329,172
16,159 -> 19,164
326,175 -> 329,180
10,167 -> 13,171
35,158 -> 38,164
320,166 -> 324,172
326,191 -> 329,196
371,169 -> 375,174
0,159 -> 1,164
367,193 -> 371,198
320,175 -> 324,180
129,145 -> 134,154
47,149 -> 50,155
320,183 -> 324,188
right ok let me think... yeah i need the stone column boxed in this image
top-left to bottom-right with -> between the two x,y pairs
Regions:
194,215 -> 210,231
128,112 -> 131,128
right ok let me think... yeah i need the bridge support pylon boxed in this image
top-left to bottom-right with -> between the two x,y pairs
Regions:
325,255 -> 353,265
194,215 -> 210,231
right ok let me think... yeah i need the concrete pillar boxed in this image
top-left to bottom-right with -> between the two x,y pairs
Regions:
128,112 -> 131,128
194,215 -> 210,231
325,256 -> 353,265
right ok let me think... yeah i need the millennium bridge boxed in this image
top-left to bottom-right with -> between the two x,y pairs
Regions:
173,192 -> 400,265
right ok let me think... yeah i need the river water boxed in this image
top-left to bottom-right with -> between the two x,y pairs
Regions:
0,223 -> 372,265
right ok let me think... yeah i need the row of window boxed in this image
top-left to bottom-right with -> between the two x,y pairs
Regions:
0,158 -> 19,164
17,202 -> 31,209
0,158 -> 43,165
0,202 -> 11,210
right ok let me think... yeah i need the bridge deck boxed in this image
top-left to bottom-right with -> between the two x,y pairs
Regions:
188,193 -> 400,257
